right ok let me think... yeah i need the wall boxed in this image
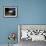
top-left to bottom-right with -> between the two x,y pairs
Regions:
0,0 -> 46,44
0,0 -> 18,44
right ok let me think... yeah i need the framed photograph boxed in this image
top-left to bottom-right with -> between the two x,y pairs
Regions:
4,6 -> 17,17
